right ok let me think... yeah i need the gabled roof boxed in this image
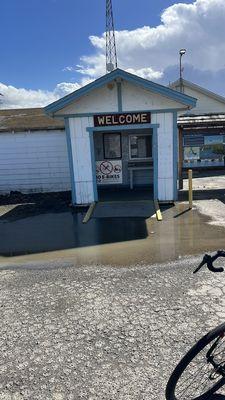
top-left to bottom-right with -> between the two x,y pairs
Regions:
0,108 -> 64,133
45,68 -> 197,114
170,78 -> 225,105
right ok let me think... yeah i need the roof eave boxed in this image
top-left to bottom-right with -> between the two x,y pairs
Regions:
170,79 -> 225,105
45,69 -> 197,115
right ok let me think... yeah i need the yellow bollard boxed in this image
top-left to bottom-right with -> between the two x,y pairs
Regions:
188,169 -> 193,209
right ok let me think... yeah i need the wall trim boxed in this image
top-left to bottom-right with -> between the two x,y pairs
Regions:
87,123 -> 159,133
153,126 -> 158,200
45,68 -> 197,114
87,123 -> 159,201
65,119 -> 76,204
173,111 -> 178,201
89,131 -> 98,201
54,108 -> 187,119
117,81 -> 122,112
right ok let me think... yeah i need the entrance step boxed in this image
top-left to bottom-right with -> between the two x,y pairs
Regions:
92,200 -> 155,219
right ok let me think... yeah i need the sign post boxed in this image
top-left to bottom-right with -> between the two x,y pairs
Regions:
188,169 -> 193,209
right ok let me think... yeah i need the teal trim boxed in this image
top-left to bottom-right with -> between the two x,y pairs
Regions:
45,68 -> 197,114
87,123 -> 159,201
53,108 -> 187,119
87,123 -> 159,133
65,119 -> 76,205
173,111 -> 178,201
153,126 -> 158,200
89,131 -> 98,201
117,81 -> 122,112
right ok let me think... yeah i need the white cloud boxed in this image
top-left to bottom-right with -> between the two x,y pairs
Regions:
77,0 -> 225,85
0,82 -> 82,109
2,0 -> 225,109
126,67 -> 163,81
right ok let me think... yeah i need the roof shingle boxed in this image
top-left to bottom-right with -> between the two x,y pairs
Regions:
0,108 -> 65,133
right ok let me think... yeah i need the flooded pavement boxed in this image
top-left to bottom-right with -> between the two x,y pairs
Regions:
0,199 -> 225,266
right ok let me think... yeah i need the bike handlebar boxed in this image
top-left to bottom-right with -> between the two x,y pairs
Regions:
193,250 -> 225,274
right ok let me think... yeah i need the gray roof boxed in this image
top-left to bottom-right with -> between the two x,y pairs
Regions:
178,113 -> 225,128
0,108 -> 65,133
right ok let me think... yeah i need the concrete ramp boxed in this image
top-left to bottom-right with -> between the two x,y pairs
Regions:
92,200 -> 155,219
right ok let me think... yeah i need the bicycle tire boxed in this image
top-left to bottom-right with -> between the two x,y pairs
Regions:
166,322 -> 225,400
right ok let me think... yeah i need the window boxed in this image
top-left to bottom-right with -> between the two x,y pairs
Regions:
103,133 -> 121,159
129,134 -> 152,160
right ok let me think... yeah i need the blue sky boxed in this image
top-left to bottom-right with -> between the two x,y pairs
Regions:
1,0 -> 225,108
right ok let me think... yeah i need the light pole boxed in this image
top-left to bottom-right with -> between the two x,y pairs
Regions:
179,48 -> 186,92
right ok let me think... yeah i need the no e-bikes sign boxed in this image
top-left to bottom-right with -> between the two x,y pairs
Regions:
96,160 -> 123,184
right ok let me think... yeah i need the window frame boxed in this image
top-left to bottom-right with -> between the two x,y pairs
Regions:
129,133 -> 153,161
103,132 -> 122,160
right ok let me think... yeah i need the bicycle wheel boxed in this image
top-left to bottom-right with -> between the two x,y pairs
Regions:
166,322 -> 225,400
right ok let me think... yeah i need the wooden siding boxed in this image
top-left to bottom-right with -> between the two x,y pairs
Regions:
152,113 -> 174,201
0,130 -> 71,194
121,81 -> 185,112
55,84 -> 118,116
69,117 -> 95,204
174,85 -> 225,115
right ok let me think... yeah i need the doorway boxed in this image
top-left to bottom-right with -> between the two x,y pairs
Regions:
94,127 -> 155,202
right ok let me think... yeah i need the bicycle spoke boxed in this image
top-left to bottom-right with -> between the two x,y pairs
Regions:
174,338 -> 225,400
176,363 -> 210,398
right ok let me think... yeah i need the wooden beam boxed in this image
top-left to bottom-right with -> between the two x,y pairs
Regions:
82,202 -> 96,224
154,200 -> 162,221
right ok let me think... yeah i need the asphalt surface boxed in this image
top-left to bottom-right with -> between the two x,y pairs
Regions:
1,257 -> 225,400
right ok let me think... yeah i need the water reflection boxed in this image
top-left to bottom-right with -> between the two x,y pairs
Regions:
0,202 -> 225,265
0,206 -> 148,257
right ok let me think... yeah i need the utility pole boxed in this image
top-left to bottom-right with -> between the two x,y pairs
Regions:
179,49 -> 186,92
106,0 -> 118,73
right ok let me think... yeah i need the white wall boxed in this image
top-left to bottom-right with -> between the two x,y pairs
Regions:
152,113 -> 175,201
0,130 -> 71,194
122,81 -> 187,111
56,78 -> 182,204
173,84 -> 225,114
69,116 -> 95,204
55,84 -> 118,116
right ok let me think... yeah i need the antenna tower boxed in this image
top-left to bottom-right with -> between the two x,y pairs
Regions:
106,0 -> 118,73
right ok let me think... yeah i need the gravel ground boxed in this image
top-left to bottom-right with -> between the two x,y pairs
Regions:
0,257 -> 225,400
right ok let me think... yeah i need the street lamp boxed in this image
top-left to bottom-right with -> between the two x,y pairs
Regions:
179,48 -> 186,92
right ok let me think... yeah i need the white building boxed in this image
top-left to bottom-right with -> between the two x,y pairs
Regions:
0,108 -> 70,194
170,79 -> 225,173
45,69 -> 196,205
170,79 -> 225,115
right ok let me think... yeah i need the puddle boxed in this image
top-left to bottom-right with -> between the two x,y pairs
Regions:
0,202 -> 224,266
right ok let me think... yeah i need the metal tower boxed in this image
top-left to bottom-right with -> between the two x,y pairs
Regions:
106,0 -> 118,73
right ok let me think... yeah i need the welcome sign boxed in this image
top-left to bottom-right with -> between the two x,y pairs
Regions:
94,112 -> 151,127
